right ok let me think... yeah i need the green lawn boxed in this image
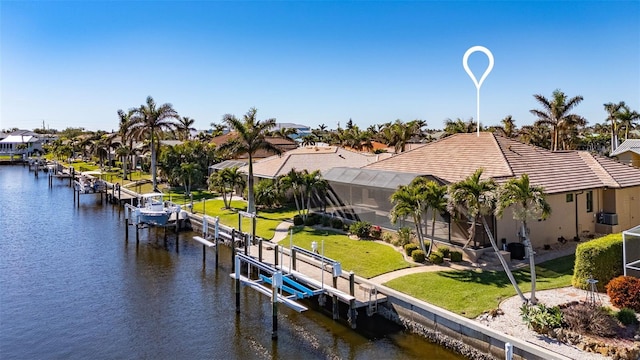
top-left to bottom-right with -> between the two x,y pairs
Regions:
282,227 -> 412,279
384,254 -> 575,318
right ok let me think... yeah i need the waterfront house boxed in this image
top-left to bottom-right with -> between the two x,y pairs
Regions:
325,133 -> 640,250
611,139 -> 640,168
0,130 -> 45,156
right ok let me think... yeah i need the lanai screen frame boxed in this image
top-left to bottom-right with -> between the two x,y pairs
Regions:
623,224 -> 640,277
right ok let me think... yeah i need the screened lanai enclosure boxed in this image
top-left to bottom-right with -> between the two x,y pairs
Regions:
623,225 -> 640,277
322,167 -> 496,249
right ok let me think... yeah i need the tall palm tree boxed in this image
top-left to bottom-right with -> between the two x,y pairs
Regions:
217,107 -> 280,213
603,101 -> 625,153
496,174 -> 551,304
116,109 -> 136,180
130,96 -> 179,192
443,118 -> 477,137
280,168 -> 304,216
420,179 -> 448,257
496,115 -> 517,138
176,116 -> 196,141
448,169 -> 527,302
301,169 -> 327,218
617,104 -> 640,141
530,89 -> 585,151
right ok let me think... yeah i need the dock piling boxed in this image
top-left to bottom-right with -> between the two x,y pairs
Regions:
235,255 -> 241,314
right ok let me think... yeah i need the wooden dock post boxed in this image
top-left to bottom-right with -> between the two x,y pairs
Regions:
348,299 -> 357,329
124,206 -> 129,240
349,271 -> 355,296
292,248 -> 297,271
274,245 -> 278,267
135,224 -> 140,245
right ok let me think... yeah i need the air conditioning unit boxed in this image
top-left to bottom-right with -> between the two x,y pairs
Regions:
600,213 -> 618,226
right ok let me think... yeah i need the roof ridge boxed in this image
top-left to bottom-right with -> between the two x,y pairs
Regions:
273,153 -> 293,176
491,134 -> 515,178
578,152 -> 621,188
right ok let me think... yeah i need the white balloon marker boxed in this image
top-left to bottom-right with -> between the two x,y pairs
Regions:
463,46 -> 494,136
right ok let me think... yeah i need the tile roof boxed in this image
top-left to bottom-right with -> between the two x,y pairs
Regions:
365,132 -> 640,194
610,139 -> 640,156
241,146 -> 381,179
210,133 -> 298,159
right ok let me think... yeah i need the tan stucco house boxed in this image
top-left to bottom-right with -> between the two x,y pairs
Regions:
325,133 -> 640,250
611,139 -> 640,168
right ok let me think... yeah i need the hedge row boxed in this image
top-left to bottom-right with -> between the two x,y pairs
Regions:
572,233 -> 623,291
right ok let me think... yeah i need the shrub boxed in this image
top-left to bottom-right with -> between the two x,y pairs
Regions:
411,250 -> 426,263
404,243 -> 418,256
321,216 -> 331,227
616,308 -> 639,326
330,218 -> 343,229
370,225 -> 382,239
429,253 -> 444,264
606,276 -> 640,312
521,303 -> 563,334
397,227 -> 412,247
382,232 -> 394,243
349,221 -> 371,239
450,251 -> 463,262
560,303 -> 619,337
304,215 -> 318,226
438,247 -> 450,259
293,214 -> 303,226
572,233 -> 623,291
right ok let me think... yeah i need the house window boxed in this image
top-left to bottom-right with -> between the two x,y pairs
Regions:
566,194 -> 573,202
586,191 -> 593,213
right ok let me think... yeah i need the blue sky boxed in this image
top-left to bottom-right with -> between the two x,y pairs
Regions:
1,1 -> 638,132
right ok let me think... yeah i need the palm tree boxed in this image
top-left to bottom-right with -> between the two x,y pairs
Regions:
390,182 -> 428,255
603,101 -> 625,153
300,134 -> 317,146
494,115 -> 518,138
447,169 -> 496,249
301,170 -> 327,218
269,127 -> 298,140
175,162 -> 201,197
530,89 -> 585,151
420,179 -> 448,257
116,109 -> 136,180
496,174 -> 551,304
130,96 -> 179,192
617,104 -> 640,141
176,116 -> 196,141
216,107 -> 280,213
280,168 -> 304,216
208,167 -> 246,209
448,169 -> 527,302
443,118 -> 477,137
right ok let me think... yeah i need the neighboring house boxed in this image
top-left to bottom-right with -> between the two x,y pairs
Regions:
210,132 -> 298,159
611,139 -> 640,168
0,130 -> 44,156
239,145 -> 387,180
273,123 -> 312,139
326,132 -> 640,250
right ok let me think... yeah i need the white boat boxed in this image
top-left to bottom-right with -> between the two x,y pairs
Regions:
135,193 -> 180,226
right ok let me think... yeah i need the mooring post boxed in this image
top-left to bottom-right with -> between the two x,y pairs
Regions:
231,230 -> 236,273
77,189 -> 79,208
214,217 -> 219,269
124,206 -> 129,240
292,248 -> 297,271
271,271 -> 281,340
202,244 -> 206,263
258,237 -> 263,263
235,255 -> 241,314
135,224 -> 140,245
274,245 -> 279,267
349,271 -> 355,296
244,232 -> 248,255
348,299 -> 357,329
332,296 -> 339,320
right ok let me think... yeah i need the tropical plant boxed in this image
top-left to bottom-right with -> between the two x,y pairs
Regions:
217,107 -> 280,213
420,179 -> 447,257
617,104 -> 640,141
496,174 -> 551,304
443,118 -> 477,137
208,166 -> 246,209
604,101 -> 625,153
520,303 -> 563,334
300,134 -> 317,146
390,181 -> 428,254
530,89 -> 585,151
130,96 -> 179,192
176,116 -> 196,141
448,169 -> 527,302
254,179 -> 283,208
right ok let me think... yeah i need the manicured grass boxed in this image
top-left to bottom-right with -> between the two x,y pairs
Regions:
282,227 -> 411,279
384,254 -> 575,318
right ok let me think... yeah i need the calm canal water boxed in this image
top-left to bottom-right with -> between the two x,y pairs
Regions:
0,165 -> 463,359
